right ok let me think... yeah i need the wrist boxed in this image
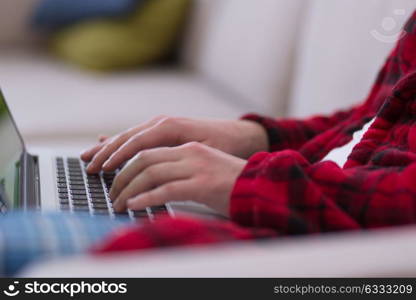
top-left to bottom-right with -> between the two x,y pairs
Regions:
238,120 -> 269,157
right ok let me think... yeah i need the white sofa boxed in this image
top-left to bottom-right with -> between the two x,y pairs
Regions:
0,0 -> 414,147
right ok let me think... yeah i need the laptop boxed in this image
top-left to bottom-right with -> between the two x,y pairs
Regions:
0,89 -> 224,221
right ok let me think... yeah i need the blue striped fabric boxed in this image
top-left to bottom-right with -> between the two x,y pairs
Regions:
0,212 -> 131,276
32,0 -> 142,30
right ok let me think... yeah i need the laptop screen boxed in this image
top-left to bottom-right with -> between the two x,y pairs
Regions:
0,90 -> 24,209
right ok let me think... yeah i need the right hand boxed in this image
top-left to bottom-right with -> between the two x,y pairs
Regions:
81,116 -> 268,173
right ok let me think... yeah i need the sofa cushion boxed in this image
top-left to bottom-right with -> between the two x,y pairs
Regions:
0,50 -> 248,142
182,0 -> 305,116
50,0 -> 190,70
289,0 -> 416,117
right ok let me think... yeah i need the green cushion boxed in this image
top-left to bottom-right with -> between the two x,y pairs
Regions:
51,0 -> 190,70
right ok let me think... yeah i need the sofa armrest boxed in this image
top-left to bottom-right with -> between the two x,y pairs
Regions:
22,226 -> 416,277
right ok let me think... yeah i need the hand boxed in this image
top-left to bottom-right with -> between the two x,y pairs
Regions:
110,142 -> 246,217
81,116 -> 267,173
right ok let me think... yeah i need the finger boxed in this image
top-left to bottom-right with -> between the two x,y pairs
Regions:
109,148 -> 183,201
126,179 -> 196,211
80,135 -> 110,161
80,141 -> 108,162
98,135 -> 109,143
109,147 -> 184,200
86,136 -> 129,173
112,162 -> 191,212
102,119 -> 182,172
87,118 -> 165,173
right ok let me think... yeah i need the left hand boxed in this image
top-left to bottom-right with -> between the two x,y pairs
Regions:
110,142 -> 246,217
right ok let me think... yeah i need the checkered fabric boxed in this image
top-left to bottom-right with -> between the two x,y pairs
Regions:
0,212 -> 130,276
94,11 -> 416,254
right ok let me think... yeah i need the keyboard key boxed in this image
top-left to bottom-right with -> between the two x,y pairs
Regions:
59,199 -> 69,205
58,193 -> 69,199
88,188 -> 104,193
90,192 -> 106,198
71,198 -> 88,204
69,180 -> 85,185
132,210 -> 149,218
72,203 -> 90,210
88,178 -> 101,182
91,197 -> 107,203
103,171 -> 116,176
92,203 -> 108,209
151,205 -> 167,211
87,179 -> 101,185
69,184 -> 86,190
93,209 -> 109,215
70,190 -> 87,196
57,183 -> 67,188
68,165 -> 81,169
87,183 -> 103,188
87,174 -> 100,179
58,188 -> 68,193
67,158 -> 80,163
68,171 -> 82,175
71,195 -> 88,201
69,172 -> 82,176
72,200 -> 88,206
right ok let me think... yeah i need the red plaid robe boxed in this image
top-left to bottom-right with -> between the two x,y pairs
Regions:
94,11 -> 416,253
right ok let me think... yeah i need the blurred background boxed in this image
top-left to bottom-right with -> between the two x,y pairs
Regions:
0,0 -> 414,149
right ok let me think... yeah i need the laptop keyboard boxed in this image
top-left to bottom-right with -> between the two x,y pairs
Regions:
55,157 -> 173,221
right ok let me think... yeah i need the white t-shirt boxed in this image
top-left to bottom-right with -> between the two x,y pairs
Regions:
322,118 -> 375,167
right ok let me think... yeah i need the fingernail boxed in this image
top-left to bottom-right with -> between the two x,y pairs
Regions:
80,151 -> 88,159
113,199 -> 119,211
86,164 -> 94,173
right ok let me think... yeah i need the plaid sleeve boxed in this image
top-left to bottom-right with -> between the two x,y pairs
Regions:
232,41 -> 416,234
230,150 -> 416,233
92,217 -> 276,254
241,107 -> 359,152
